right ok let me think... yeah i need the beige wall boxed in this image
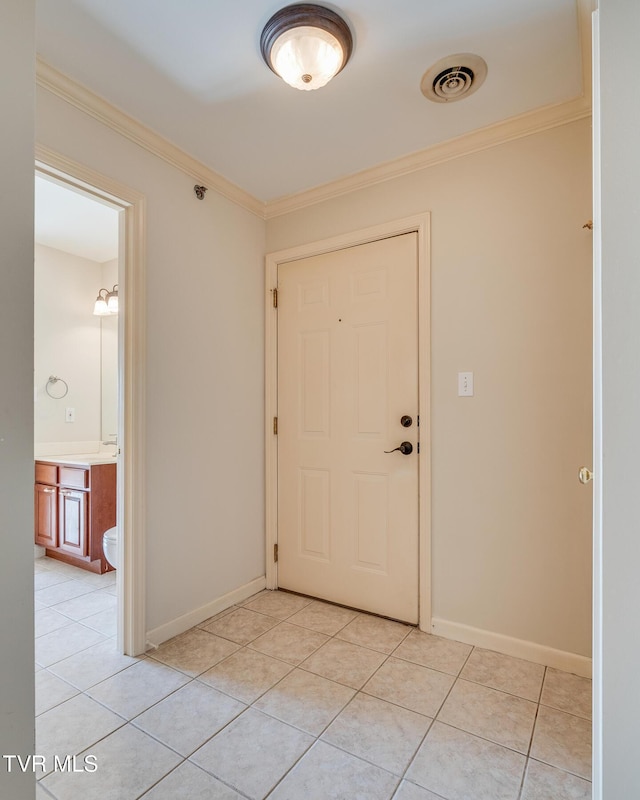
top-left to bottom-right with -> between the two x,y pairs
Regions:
36,88 -> 267,635
34,244 -> 103,446
267,119 -> 593,658
0,2 -> 35,797
34,81 -> 592,659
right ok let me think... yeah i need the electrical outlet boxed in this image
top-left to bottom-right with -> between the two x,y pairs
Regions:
458,372 -> 474,397
65,407 -> 75,423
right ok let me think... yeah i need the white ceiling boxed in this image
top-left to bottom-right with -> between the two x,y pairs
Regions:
35,176 -> 119,263
35,0 -> 584,203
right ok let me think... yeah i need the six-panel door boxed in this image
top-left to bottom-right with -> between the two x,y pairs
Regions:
277,233 -> 419,623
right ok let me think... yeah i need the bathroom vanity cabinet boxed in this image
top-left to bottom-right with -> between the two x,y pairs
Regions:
34,459 -> 116,573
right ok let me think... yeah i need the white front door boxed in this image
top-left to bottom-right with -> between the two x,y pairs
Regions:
277,233 -> 419,622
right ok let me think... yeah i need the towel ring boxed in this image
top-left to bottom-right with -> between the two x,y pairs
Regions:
46,375 -> 69,399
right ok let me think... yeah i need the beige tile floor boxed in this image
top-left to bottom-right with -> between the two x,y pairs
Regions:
34,557 -> 592,800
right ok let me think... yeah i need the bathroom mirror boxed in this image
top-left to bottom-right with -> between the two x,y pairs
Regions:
101,314 -> 118,443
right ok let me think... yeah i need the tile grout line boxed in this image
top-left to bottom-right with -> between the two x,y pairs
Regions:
34,577 -> 592,800
257,623 -> 465,794
385,643 -> 478,796
187,597 -> 415,797
515,664 -> 546,800
44,650 -> 147,694
146,598 -> 433,794
134,755 -> 256,800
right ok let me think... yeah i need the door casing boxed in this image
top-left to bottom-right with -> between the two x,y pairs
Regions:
35,145 -> 147,657
265,213 -> 432,630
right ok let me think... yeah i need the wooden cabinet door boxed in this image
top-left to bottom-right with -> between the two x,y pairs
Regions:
58,489 -> 88,557
35,483 -> 57,548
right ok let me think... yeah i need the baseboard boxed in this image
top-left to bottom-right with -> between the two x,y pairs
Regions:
431,617 -> 592,678
145,575 -> 266,649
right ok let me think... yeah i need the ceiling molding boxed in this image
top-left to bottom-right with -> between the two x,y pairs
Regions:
35,58 -> 266,219
264,0 -> 594,218
263,95 -> 591,218
36,0 -> 593,222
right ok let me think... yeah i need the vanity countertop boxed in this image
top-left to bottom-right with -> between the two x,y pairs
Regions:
35,454 -> 117,467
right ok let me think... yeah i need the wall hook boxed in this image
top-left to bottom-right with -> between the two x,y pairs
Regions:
194,185 -> 208,200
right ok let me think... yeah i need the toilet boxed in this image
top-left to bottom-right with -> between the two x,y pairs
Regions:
102,526 -> 118,570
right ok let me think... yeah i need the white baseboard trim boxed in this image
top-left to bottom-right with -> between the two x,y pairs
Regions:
431,617 -> 592,678
145,575 -> 266,649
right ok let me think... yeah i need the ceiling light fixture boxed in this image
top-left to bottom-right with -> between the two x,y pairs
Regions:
260,3 -> 353,91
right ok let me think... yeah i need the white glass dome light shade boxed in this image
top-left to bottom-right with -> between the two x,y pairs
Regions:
93,297 -> 109,316
260,4 -> 353,92
106,287 -> 118,314
93,290 -> 109,316
271,26 -> 343,91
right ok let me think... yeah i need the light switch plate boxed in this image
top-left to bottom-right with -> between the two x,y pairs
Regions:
458,372 -> 474,397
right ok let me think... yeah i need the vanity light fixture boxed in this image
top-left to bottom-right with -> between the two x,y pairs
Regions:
93,285 -> 118,316
260,3 -> 353,91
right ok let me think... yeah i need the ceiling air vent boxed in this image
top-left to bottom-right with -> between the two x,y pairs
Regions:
421,53 -> 487,103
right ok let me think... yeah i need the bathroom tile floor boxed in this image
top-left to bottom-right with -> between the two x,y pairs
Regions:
34,557 -> 592,800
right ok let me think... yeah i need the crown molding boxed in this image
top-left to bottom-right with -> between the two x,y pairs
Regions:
264,0 -> 594,218
36,0 -> 593,222
35,58 -> 266,219
264,95 -> 591,218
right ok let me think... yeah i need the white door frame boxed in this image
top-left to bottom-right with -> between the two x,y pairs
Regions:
35,145 -> 147,657
591,9 -> 603,797
265,213 -> 432,630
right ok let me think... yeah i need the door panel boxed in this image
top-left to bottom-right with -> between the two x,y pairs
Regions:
58,489 -> 88,557
299,468 -> 331,560
35,483 -> 57,548
277,233 -> 419,622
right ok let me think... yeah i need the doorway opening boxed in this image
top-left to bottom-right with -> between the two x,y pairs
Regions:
34,172 -> 120,646
34,151 -> 146,657
264,214 -> 432,629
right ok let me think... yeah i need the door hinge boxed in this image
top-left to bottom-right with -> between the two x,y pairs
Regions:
273,416 -> 278,435
417,442 -> 420,454
272,287 -> 278,308
274,543 -> 279,562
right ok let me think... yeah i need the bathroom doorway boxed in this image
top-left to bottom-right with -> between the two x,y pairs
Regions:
34,172 -> 121,650
34,153 -> 146,658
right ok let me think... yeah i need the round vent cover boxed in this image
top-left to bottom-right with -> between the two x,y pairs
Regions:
421,53 -> 487,103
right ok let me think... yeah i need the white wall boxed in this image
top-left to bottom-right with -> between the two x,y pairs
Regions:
36,88 -> 267,634
267,119 -> 593,660
34,244 -> 102,446
598,1 -> 640,795
0,1 -> 35,797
